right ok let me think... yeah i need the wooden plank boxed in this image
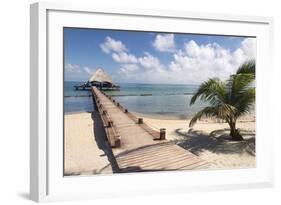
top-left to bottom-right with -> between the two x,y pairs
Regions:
117,145 -> 189,161
118,153 -> 195,169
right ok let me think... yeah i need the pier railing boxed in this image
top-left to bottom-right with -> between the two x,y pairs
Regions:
100,90 -> 166,141
92,88 -> 121,148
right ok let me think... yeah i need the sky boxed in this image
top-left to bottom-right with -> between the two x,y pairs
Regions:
64,27 -> 256,84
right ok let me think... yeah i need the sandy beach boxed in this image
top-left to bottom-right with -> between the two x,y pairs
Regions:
64,110 -> 255,175
64,112 -> 118,176
142,116 -> 256,170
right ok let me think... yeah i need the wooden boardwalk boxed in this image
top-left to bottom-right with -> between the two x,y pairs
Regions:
92,87 -> 209,172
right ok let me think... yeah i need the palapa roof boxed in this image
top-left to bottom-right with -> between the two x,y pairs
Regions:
89,68 -> 113,84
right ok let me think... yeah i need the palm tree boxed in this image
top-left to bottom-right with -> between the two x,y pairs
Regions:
189,60 -> 255,141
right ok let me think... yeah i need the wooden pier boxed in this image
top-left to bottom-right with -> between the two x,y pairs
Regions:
92,87 -> 210,172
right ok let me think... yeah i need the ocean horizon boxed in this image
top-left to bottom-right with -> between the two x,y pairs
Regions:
64,81 -> 211,119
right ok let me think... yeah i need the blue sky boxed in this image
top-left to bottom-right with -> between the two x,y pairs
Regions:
64,27 -> 256,84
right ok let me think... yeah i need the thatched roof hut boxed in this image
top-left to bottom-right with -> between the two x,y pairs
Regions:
89,68 -> 113,84
74,68 -> 119,90
88,68 -> 119,90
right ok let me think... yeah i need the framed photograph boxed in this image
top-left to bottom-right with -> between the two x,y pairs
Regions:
30,2 -> 274,202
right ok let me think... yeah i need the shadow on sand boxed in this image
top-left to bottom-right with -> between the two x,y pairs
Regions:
174,128 -> 255,156
90,111 -> 120,173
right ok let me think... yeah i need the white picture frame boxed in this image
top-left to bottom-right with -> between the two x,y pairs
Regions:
30,2 -> 274,202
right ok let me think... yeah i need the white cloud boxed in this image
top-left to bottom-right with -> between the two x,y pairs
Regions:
115,52 -> 168,83
241,38 -> 256,58
112,52 -> 138,63
119,64 -> 140,77
152,34 -> 175,52
84,66 -> 95,75
232,38 -> 256,64
167,38 -> 256,83
184,40 -> 200,57
65,63 -> 81,73
138,52 -> 165,72
99,35 -> 256,84
100,36 -> 128,54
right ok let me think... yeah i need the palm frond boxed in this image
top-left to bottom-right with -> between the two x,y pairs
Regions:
189,106 -> 218,127
190,78 -> 226,106
227,73 -> 254,104
234,87 -> 255,117
217,103 -> 237,120
236,60 -> 255,75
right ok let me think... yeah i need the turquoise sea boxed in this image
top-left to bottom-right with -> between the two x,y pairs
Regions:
64,81 -> 208,119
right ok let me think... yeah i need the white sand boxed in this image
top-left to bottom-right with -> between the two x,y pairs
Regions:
65,112 -> 256,175
143,117 -> 256,170
64,112 -> 113,176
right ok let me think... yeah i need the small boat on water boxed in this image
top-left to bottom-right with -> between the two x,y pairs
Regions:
74,68 -> 120,91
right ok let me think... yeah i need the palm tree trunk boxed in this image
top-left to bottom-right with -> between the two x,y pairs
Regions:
229,121 -> 243,141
